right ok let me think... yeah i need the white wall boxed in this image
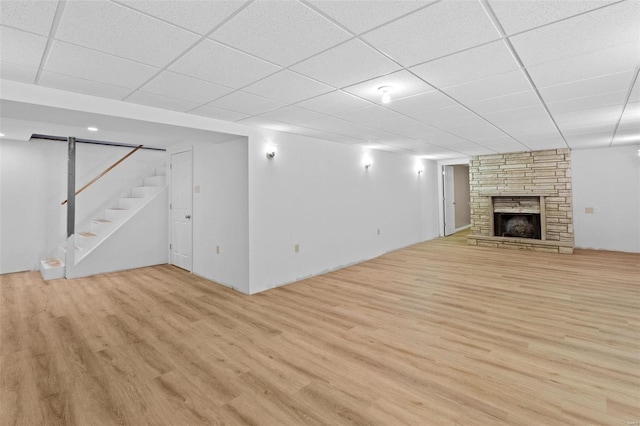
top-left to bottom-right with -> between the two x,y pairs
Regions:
0,138 -> 164,273
572,145 -> 640,253
247,130 -> 440,294
188,138 -> 250,293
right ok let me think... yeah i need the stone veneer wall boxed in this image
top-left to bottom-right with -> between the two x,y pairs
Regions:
468,148 -> 574,254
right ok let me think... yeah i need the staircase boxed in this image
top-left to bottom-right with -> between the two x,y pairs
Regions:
40,166 -> 166,280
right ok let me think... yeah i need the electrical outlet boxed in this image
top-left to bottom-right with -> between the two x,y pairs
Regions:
377,228 -> 380,235
216,245 -> 220,254
294,244 -> 299,253
585,207 -> 594,214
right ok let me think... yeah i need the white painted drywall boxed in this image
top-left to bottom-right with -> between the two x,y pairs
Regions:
572,145 -> 640,253
1,138 -> 66,273
189,138 -> 250,293
67,188 -> 168,278
0,138 -> 165,273
247,129 -> 440,294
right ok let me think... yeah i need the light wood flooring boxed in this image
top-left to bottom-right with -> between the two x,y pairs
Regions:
1,234 -> 639,425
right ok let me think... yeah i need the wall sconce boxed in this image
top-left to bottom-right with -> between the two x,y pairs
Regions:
363,156 -> 373,169
266,143 -> 277,159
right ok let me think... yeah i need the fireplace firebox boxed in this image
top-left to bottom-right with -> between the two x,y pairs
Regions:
494,213 -> 541,239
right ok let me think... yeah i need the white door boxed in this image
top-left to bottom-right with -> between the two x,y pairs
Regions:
170,150 -> 193,271
443,165 -> 456,236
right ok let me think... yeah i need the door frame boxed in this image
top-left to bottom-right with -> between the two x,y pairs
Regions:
167,145 -> 193,271
437,158 -> 470,237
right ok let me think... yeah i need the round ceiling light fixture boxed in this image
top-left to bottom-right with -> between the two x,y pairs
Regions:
378,86 -> 392,104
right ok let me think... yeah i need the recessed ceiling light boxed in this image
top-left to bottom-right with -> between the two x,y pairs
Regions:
378,86 -> 392,104
0,133 -> 5,137
87,127 -> 98,132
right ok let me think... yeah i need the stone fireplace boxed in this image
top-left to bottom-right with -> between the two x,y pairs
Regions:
467,149 -> 574,254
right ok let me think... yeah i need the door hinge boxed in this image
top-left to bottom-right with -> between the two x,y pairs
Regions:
169,243 -> 172,249
170,164 -> 172,170
170,203 -> 172,209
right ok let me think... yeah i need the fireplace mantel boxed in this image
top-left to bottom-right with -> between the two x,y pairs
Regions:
480,192 -> 554,197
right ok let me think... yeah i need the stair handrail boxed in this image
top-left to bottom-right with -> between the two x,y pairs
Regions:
62,144 -> 143,205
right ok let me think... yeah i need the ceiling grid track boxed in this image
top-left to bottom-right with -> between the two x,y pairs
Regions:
34,0 -> 67,84
479,0 -> 570,149
608,66 -> 639,147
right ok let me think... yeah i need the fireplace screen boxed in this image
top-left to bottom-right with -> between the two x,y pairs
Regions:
494,213 -> 541,239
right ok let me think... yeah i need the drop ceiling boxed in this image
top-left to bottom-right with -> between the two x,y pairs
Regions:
1,0 -> 638,158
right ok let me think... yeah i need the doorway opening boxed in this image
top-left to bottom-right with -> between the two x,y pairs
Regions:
442,164 -> 471,236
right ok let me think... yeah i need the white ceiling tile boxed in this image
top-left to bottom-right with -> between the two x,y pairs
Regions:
538,70 -> 635,103
564,130 -> 614,149
356,130 -> 408,143
431,114 -> 493,132
339,105 -> 402,124
365,115 -> 422,131
629,78 -> 640,103
304,115 -> 372,137
509,1 -> 640,67
307,0 -> 431,34
546,90 -> 628,115
56,1 -> 199,67
467,90 -> 542,115
116,0 -> 246,35
443,69 -> 532,103
447,123 -> 508,141
206,91 -> 286,115
389,122 -> 440,139
139,71 -> 233,104
293,127 -> 353,142
0,26 -> 47,68
483,105 -> 556,132
342,70 -> 434,103
242,70 -> 333,104
410,40 -> 520,88
44,41 -> 160,89
517,132 -> 567,149
385,90 -> 456,115
0,62 -> 37,84
475,136 -> 528,152
290,39 -> 400,88
554,105 -> 623,131
620,101 -> 640,117
39,71 -> 131,100
210,0 -> 351,66
489,0 -> 617,35
189,105 -> 249,122
168,40 -> 281,89
295,90 -> 371,115
236,116 -> 305,133
126,91 -> 200,112
0,0 -> 58,36
356,142 -> 408,152
256,106 -> 330,126
526,42 -> 640,88
362,0 -> 500,66
411,105 -> 476,125
611,124 -> 640,146
459,146 -> 497,156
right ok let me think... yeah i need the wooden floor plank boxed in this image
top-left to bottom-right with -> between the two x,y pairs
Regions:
1,233 -> 639,425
